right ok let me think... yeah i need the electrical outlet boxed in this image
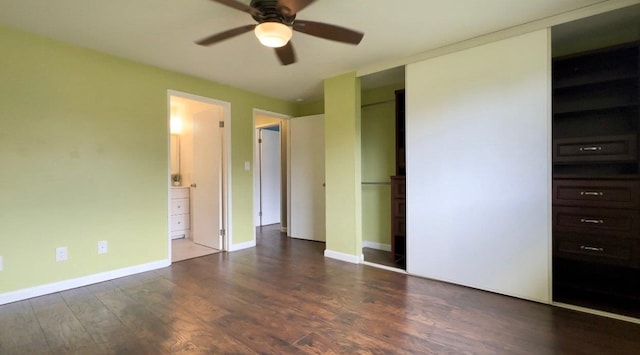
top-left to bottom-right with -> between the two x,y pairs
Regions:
0,256 -> 3,271
56,247 -> 68,262
98,240 -> 108,254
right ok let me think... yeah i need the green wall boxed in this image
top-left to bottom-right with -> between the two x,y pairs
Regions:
296,83 -> 403,251
360,84 -> 404,247
296,99 -> 324,116
324,73 -> 362,257
0,24 -> 295,294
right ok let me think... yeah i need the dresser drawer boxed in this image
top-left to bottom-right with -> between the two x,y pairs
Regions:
392,198 -> 406,218
391,176 -> 406,198
392,217 -> 406,237
553,206 -> 640,238
554,234 -> 635,267
171,198 -> 190,215
553,134 -> 637,163
171,215 -> 190,232
553,179 -> 640,209
171,187 -> 190,199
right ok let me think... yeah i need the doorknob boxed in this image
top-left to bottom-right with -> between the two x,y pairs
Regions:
190,183 -> 197,188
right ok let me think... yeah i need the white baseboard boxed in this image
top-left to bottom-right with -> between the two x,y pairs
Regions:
0,259 -> 170,306
363,241 -> 391,252
229,240 -> 256,252
324,249 -> 360,264
280,226 -> 288,233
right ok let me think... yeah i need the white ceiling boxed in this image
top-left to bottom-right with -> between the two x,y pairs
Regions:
0,0 -> 624,102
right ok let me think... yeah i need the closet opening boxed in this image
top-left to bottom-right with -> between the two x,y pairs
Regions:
360,66 -> 407,271
551,5 -> 640,319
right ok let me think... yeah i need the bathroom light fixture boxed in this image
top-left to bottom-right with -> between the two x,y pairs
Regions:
170,106 -> 183,134
170,117 -> 183,134
254,22 -> 292,48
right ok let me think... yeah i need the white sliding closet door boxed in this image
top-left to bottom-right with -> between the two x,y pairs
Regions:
406,30 -> 551,302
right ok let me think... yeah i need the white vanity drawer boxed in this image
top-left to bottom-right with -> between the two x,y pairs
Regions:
171,215 -> 190,231
171,198 -> 189,215
171,187 -> 190,199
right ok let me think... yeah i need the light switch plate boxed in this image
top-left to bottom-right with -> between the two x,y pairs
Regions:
244,161 -> 251,171
0,256 -> 3,271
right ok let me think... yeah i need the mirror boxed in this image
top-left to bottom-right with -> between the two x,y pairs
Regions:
170,134 -> 180,176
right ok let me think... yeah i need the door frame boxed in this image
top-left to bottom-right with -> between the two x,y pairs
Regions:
253,109 -> 291,237
167,90 -> 231,261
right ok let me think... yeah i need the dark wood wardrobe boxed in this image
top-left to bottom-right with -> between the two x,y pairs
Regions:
552,41 -> 640,318
391,90 -> 406,266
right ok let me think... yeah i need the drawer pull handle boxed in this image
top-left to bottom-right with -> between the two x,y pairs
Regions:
579,146 -> 602,152
580,191 -> 603,196
580,245 -> 604,252
580,218 -> 604,224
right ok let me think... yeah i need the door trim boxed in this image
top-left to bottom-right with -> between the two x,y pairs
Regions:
167,90 -> 231,260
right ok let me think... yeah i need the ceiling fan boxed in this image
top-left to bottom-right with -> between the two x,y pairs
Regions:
196,0 -> 364,65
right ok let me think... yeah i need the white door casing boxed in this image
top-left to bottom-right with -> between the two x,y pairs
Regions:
289,115 -> 326,241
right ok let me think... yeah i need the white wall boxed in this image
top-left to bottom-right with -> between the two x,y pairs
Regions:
406,29 -> 551,303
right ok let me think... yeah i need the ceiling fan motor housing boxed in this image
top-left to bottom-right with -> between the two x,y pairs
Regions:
250,0 -> 296,25
198,0 -> 364,65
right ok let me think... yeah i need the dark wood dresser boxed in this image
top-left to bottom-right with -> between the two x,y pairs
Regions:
390,176 -> 406,264
552,41 -> 640,317
391,89 -> 406,266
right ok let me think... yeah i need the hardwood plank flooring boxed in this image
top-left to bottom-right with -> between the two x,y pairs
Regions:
363,247 -> 405,269
1,224 -> 639,354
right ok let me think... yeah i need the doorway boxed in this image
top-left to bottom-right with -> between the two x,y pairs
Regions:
168,91 -> 230,262
255,125 -> 282,227
359,67 -> 406,270
254,111 -> 290,237
253,111 -> 326,243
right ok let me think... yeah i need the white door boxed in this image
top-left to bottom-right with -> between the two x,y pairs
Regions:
258,127 -> 281,226
289,115 -> 325,241
192,108 -> 222,249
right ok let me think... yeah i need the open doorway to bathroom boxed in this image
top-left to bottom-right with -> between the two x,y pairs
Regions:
169,91 -> 229,262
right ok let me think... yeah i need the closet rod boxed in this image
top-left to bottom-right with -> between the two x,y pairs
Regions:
361,181 -> 391,185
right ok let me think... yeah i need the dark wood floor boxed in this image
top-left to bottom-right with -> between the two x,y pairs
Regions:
1,225 -> 639,354
363,247 -> 405,269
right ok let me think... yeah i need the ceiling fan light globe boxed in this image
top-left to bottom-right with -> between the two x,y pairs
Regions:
254,22 -> 292,48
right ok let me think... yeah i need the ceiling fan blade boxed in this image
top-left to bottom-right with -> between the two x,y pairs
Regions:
195,24 -> 256,46
275,42 -> 296,65
276,0 -> 316,16
293,20 -> 363,45
210,0 -> 260,16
